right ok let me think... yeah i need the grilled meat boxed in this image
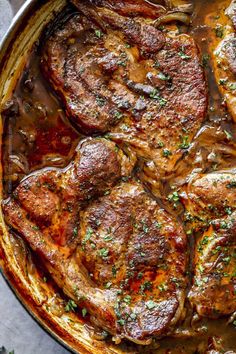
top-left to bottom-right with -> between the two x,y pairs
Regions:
42,0 -> 207,176
2,138 -> 187,344
181,171 -> 236,317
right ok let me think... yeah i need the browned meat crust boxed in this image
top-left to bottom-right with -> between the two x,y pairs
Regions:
181,171 -> 236,317
227,0 -> 236,29
208,0 -> 236,122
41,0 -> 207,175
87,0 -> 166,18
189,218 -> 236,317
2,138 -> 187,344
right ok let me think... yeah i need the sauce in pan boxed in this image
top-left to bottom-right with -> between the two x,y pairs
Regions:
1,0 -> 236,352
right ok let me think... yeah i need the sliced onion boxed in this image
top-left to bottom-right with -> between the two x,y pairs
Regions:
9,154 -> 29,174
145,0 -> 193,13
42,154 -> 66,167
166,0 -> 194,13
154,11 -> 191,27
174,3 -> 194,13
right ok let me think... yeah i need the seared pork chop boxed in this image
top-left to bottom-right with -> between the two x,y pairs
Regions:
2,138 -> 187,344
181,171 -> 236,317
42,0 -> 207,176
189,217 -> 236,317
207,0 -> 236,121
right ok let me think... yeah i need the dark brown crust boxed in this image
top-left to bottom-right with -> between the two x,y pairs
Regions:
41,1 -> 207,175
181,171 -> 236,317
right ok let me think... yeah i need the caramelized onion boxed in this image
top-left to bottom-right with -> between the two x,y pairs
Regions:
42,154 -> 66,167
165,0 -> 193,13
9,154 -> 29,174
154,11 -> 191,27
145,0 -> 193,13
84,324 -> 109,341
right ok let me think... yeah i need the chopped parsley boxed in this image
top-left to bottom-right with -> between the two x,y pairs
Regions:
114,111 -> 123,121
198,236 -> 209,252
96,96 -> 106,107
227,180 -> 236,188
178,50 -> 191,60
82,227 -> 93,247
150,89 -> 159,99
157,141 -> 164,148
162,149 -> 172,158
168,191 -> 179,203
142,223 -> 149,233
73,226 -> 78,237
123,295 -> 132,304
98,248 -> 109,259
104,234 -> 113,242
140,280 -> 153,293
149,89 -> 167,106
105,282 -> 112,289
220,220 -> 230,229
146,300 -> 157,310
137,272 -> 143,279
202,53 -> 210,67
157,72 -> 170,81
32,225 -> 39,231
215,25 -> 224,38
95,29 -> 103,38
154,221 -> 162,229
179,135 -> 190,149
222,256 -> 231,264
225,207 -> 232,215
158,282 -> 168,292
112,265 -> 117,277
117,319 -> 125,326
158,97 -> 168,107
229,83 -> 236,90
82,308 -> 87,317
130,313 -> 137,320
153,60 -> 161,68
65,299 -> 77,312
224,130 -> 233,140
219,78 -> 228,85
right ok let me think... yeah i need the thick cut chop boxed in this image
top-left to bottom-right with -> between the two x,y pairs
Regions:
189,219 -> 236,318
42,0 -> 207,176
3,138 -> 129,248
181,171 -> 236,317
2,145 -> 187,344
181,171 -> 236,225
207,0 -> 236,121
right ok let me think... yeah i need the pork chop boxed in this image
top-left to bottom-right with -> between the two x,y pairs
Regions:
206,0 -> 236,121
181,171 -> 236,317
2,139 -> 187,344
41,0 -> 207,177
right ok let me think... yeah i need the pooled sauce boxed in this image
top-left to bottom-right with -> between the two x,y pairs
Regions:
1,0 -> 236,353
2,43 -> 82,196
